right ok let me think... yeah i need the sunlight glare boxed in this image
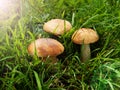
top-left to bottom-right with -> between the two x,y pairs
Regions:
0,0 -> 11,12
0,0 -> 19,20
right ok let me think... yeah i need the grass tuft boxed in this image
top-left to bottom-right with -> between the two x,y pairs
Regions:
0,0 -> 120,89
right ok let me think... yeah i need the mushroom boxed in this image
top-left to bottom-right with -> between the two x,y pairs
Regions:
71,28 -> 99,62
28,38 -> 64,63
43,19 -> 72,36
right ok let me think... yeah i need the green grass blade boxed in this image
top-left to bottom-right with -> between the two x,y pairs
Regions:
0,56 -> 15,62
33,71 -> 42,90
106,80 -> 114,90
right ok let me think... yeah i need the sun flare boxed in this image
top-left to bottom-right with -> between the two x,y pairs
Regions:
0,0 -> 9,10
0,0 -> 20,20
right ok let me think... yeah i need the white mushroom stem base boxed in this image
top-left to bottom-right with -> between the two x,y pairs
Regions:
81,44 -> 91,62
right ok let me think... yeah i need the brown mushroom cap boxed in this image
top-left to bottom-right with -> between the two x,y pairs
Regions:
43,19 -> 72,35
28,38 -> 64,57
72,28 -> 99,44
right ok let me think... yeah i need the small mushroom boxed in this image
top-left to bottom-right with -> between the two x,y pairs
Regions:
71,28 -> 99,62
43,19 -> 72,36
28,38 -> 64,63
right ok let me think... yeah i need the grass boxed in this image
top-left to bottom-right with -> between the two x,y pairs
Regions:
0,0 -> 120,90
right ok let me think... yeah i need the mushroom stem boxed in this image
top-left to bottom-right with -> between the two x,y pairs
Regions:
42,56 -> 58,63
81,44 -> 91,62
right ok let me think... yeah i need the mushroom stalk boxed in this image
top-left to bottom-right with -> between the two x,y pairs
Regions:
42,56 -> 58,63
71,28 -> 99,62
81,44 -> 91,62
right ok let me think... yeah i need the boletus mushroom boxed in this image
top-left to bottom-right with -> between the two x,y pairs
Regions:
28,38 -> 64,63
71,28 -> 99,62
43,19 -> 72,36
